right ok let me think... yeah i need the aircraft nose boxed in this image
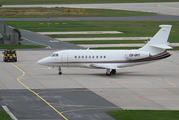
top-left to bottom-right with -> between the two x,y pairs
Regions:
37,58 -> 46,65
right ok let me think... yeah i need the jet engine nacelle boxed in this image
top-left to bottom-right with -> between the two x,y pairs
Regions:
125,50 -> 150,60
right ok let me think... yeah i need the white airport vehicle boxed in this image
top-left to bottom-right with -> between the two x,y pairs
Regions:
37,25 -> 172,76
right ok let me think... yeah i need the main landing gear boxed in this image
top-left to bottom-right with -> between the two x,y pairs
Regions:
58,67 -> 62,75
106,69 -> 116,76
58,67 -> 116,76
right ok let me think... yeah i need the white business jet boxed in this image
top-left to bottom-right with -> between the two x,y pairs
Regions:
37,25 -> 172,76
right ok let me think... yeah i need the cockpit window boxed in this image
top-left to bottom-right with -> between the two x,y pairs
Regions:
51,53 -> 58,57
51,54 -> 55,57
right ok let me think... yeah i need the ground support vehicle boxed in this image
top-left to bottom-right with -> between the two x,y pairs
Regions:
3,49 -> 17,62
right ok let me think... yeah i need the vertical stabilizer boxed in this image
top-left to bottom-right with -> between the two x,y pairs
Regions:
139,25 -> 172,55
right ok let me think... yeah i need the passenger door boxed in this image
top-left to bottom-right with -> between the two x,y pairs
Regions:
61,53 -> 68,66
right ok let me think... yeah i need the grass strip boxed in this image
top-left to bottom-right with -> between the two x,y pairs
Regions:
106,110 -> 179,120
66,40 -> 146,44
0,110 -> 12,120
0,44 -> 46,49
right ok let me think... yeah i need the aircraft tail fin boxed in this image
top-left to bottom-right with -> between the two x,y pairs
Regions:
139,25 -> 172,55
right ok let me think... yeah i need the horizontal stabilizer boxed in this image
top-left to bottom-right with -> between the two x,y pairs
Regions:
151,44 -> 172,49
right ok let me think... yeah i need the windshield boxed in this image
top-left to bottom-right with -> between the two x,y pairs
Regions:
7,50 -> 15,54
50,53 -> 58,57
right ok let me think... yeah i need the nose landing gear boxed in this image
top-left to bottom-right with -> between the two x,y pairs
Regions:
58,67 -> 62,75
106,69 -> 116,76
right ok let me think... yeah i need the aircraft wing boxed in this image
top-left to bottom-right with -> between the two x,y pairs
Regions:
90,64 -> 121,69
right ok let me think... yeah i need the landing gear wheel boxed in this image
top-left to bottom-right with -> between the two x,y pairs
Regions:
58,67 -> 62,75
106,72 -> 111,76
106,69 -> 111,76
111,69 -> 116,74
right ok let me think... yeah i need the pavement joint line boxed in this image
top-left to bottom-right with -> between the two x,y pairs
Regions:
60,106 -> 121,114
0,55 -> 68,120
2,105 -> 18,120
35,88 -> 179,95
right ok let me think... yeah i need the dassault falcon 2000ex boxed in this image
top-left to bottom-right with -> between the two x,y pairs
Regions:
37,25 -> 172,76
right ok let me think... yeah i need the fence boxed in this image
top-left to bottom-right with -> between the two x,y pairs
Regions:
0,21 -> 19,45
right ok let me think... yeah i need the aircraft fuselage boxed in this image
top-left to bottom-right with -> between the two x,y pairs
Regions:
38,49 -> 170,69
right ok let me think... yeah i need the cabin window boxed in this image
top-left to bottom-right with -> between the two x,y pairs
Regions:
55,54 -> 58,57
74,55 -> 106,59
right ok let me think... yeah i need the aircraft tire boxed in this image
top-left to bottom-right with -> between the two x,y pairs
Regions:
58,72 -> 62,75
106,72 -> 111,76
111,69 -> 116,74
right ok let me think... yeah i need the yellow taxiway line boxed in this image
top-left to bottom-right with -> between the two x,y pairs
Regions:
11,62 -> 68,120
0,54 -> 68,120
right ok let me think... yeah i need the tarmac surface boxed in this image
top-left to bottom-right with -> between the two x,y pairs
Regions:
0,50 -> 120,120
0,50 -> 179,120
